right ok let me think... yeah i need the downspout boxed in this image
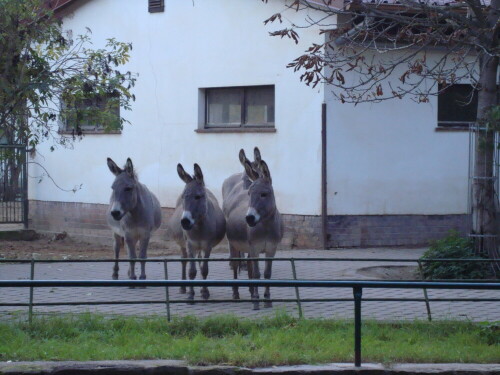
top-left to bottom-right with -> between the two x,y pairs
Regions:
321,102 -> 328,249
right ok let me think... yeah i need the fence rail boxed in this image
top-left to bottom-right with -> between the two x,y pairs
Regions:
1,277 -> 499,367
1,257 -> 498,323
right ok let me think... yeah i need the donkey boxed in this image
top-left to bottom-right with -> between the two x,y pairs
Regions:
222,147 -> 262,268
107,158 -> 162,283
168,163 -> 226,300
224,158 -> 283,310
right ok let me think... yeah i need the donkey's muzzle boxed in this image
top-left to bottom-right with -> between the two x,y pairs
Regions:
246,215 -> 257,227
111,210 -> 123,221
181,218 -> 194,230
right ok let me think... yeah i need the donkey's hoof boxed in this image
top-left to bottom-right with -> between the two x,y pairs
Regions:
232,293 -> 240,300
179,286 -> 186,294
264,301 -> 273,308
187,293 -> 195,304
201,290 -> 210,300
252,303 -> 260,311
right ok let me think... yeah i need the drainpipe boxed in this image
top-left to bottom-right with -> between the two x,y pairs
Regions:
321,102 -> 328,249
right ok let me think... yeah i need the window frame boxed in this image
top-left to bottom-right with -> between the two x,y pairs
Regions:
203,85 -> 275,131
59,92 -> 121,135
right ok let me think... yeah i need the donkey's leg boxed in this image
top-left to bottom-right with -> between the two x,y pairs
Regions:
186,243 -> 197,300
263,258 -> 273,308
239,251 -> 247,271
229,245 -> 240,300
112,234 -> 123,280
250,255 -> 261,311
200,248 -> 211,300
247,258 -> 254,299
138,235 -> 150,286
179,246 -> 187,294
125,235 -> 138,287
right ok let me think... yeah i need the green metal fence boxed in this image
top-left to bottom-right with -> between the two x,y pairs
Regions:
0,257 -> 498,323
1,276 -> 499,367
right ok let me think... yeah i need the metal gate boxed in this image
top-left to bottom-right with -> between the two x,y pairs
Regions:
0,145 -> 28,226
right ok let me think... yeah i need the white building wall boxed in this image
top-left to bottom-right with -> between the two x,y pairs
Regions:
326,58 -> 470,215
29,0 -> 326,216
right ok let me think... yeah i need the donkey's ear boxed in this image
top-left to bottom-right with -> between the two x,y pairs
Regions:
244,159 -> 259,181
193,163 -> 204,185
177,163 -> 193,184
253,147 -> 262,163
259,160 -> 272,182
107,158 -> 122,176
124,158 -> 134,177
238,149 -> 248,167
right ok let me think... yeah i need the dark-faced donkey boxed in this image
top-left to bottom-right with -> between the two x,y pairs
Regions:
168,163 -> 226,300
223,156 -> 283,310
107,158 -> 162,283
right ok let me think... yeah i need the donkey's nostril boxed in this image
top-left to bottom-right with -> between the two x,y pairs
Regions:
181,218 -> 193,230
246,215 -> 257,227
111,210 -> 122,220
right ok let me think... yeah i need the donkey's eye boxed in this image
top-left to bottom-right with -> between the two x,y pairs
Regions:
260,193 -> 267,198
195,195 -> 202,200
124,187 -> 133,192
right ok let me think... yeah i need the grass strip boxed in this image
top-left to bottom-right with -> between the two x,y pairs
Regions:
0,312 -> 498,366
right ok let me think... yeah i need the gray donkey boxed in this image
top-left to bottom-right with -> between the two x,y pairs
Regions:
222,147 -> 262,268
224,157 -> 283,310
107,158 -> 162,282
168,163 -> 226,300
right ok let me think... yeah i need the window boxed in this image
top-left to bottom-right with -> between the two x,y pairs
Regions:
148,0 -> 164,13
438,84 -> 478,128
61,93 -> 120,133
205,85 -> 275,129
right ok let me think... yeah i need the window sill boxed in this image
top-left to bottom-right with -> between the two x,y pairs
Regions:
58,130 -> 122,135
435,126 -> 468,132
195,127 -> 276,134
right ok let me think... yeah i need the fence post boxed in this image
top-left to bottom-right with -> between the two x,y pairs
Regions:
290,259 -> 303,318
353,286 -> 363,367
28,259 -> 35,324
163,260 -> 171,322
417,260 -> 432,321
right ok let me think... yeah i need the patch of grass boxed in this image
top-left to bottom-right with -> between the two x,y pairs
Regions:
0,312 -> 498,366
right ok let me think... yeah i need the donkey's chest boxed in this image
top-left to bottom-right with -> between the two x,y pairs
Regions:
109,213 -> 153,237
183,230 -> 212,250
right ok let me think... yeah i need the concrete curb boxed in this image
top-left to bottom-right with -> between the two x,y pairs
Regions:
0,361 -> 499,375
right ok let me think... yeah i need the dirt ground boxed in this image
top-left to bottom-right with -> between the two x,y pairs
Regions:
0,234 -> 178,260
0,232 -> 232,260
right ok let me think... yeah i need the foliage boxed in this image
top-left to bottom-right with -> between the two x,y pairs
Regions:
261,0 -> 498,104
420,231 -> 493,280
0,0 -> 136,149
0,312 -> 498,365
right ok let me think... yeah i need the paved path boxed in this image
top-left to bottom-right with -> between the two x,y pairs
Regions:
1,248 -> 498,321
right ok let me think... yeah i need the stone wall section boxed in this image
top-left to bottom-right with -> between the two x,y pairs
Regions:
29,200 -> 468,248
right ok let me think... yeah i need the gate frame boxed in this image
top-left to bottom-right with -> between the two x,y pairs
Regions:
0,144 -> 28,228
